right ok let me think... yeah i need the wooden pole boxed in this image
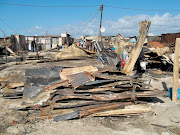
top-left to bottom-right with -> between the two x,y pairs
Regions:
122,21 -> 151,75
0,28 -> 8,63
99,4 -> 103,42
3,33 -> 7,63
172,38 -> 180,102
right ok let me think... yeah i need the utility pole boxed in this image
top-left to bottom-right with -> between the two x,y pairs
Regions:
0,28 -> 8,63
99,4 -> 103,42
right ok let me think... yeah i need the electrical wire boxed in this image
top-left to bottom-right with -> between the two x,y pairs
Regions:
104,5 -> 180,12
0,2 -> 99,8
0,2 -> 180,12
75,8 -> 100,36
0,18 -> 19,35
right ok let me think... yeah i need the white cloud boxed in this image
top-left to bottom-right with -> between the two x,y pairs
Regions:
21,13 -> 180,37
21,25 -> 45,35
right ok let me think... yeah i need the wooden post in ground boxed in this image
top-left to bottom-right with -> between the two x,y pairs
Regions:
172,38 -> 180,102
36,36 -> 39,60
122,21 -> 151,75
66,32 -> 69,46
0,28 -> 8,63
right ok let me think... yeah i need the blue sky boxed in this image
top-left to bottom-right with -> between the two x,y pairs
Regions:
1,0 -> 180,37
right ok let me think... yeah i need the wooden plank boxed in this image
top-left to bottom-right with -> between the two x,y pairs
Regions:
87,87 -> 114,92
0,76 -> 15,82
60,66 -> 98,80
52,101 -> 103,109
44,80 -> 69,91
122,21 -> 151,75
5,82 -> 24,89
99,81 -> 130,88
89,104 -> 152,116
94,74 -> 143,83
91,92 -> 132,101
172,38 -> 180,102
50,95 -> 92,104
53,102 -> 132,121
92,91 -> 162,101
76,87 -> 129,93
50,91 -> 159,103
79,102 -> 132,118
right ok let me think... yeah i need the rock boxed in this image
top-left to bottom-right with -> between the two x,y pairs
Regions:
7,126 -> 19,134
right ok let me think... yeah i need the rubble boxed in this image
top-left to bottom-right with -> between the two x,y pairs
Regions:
54,44 -> 90,59
0,64 -> 167,123
0,20 -> 180,134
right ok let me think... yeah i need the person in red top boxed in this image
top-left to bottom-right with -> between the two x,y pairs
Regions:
122,59 -> 125,67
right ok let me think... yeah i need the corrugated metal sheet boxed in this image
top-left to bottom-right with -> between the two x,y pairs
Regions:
68,72 -> 95,88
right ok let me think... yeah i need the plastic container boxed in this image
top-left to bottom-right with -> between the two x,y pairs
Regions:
167,87 -> 180,100
140,61 -> 147,70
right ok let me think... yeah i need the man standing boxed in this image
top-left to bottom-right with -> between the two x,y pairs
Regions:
31,38 -> 36,52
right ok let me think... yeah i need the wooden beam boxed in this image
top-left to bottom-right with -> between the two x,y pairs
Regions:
49,90 -> 161,103
53,102 -> 133,121
89,104 -> 152,116
52,101 -> 100,109
60,66 -> 98,80
172,38 -> 180,102
79,102 -> 131,118
2,82 -> 24,89
122,21 -> 151,75
44,80 -> 69,91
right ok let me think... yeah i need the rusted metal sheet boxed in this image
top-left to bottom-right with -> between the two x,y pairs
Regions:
161,33 -> 180,43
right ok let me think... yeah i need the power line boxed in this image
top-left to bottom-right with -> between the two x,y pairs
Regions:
0,18 -> 19,34
0,2 -> 99,8
76,8 -> 100,36
0,2 -> 180,12
104,5 -> 180,12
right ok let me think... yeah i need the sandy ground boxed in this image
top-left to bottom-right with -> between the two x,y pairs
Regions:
0,59 -> 180,135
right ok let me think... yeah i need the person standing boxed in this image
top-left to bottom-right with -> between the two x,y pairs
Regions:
31,38 -> 36,52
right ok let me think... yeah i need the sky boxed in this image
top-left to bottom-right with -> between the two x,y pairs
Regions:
1,0 -> 180,38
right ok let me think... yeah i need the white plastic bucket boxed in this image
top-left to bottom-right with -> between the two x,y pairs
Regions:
140,61 -> 147,70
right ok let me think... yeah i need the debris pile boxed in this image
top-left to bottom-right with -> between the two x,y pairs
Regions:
0,21 -> 179,126
54,44 -> 91,59
0,65 -> 166,122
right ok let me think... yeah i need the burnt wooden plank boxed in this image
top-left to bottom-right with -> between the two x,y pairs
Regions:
52,101 -> 103,109
53,102 -> 132,121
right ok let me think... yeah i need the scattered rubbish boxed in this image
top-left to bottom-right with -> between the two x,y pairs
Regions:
0,65 -> 167,122
0,19 -> 179,134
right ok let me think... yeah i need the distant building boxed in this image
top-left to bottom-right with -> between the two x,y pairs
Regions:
0,35 -> 27,52
25,33 -> 73,51
161,32 -> 180,43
